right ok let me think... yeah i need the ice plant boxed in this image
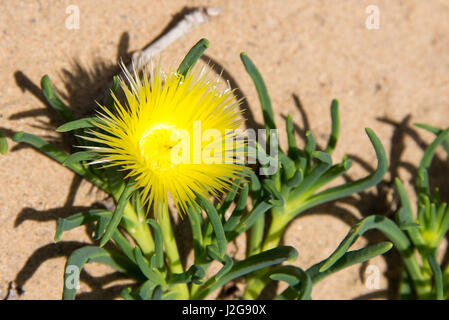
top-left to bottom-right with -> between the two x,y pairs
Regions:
8,39 -> 394,300
239,52 -> 390,299
321,124 -> 449,299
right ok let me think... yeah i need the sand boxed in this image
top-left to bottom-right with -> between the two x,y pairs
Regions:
1,0 -> 449,300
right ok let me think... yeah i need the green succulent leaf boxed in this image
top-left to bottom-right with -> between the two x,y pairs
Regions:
426,252 -> 444,300
279,153 -> 296,181
187,204 -> 205,263
62,151 -> 97,166
13,131 -> 78,167
169,265 -> 205,285
11,131 -> 107,190
41,75 -> 75,122
248,210 -> 266,257
100,182 -> 135,247
62,246 -> 142,300
213,254 -> 234,280
286,115 -> 301,158
324,99 -> 340,154
308,156 -> 351,193
318,215 -> 425,291
133,247 -> 165,285
304,131 -> 316,156
398,270 -> 414,299
414,123 -> 449,155
105,76 -> 121,111
419,127 -> 449,169
54,209 -> 112,242
233,201 -> 272,237
319,216 -> 409,272
293,128 -> 387,213
311,151 -> 332,165
240,52 -> 276,130
135,280 -> 157,300
120,287 -> 136,300
269,265 -> 312,300
217,178 -> 242,215
197,195 -> 228,259
263,179 -> 284,206
110,230 -> 136,263
152,285 -> 163,300
288,158 -> 332,203
285,170 -> 303,190
93,216 -> 110,240
147,219 -> 165,270
56,117 -> 97,132
193,246 -> 298,299
394,178 -> 426,248
248,171 -> 262,195
177,38 -> 210,77
308,241 -> 393,284
224,183 -> 249,232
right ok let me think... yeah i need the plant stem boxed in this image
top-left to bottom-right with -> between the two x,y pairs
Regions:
248,214 -> 265,256
157,203 -> 189,299
242,276 -> 267,300
243,206 -> 289,299
262,212 -> 289,252
122,203 -> 155,258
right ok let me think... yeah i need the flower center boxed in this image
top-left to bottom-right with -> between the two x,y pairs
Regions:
139,123 -> 178,171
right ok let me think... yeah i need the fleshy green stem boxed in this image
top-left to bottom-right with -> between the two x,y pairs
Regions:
248,213 -> 265,256
157,203 -> 189,299
262,209 -> 290,252
243,206 -> 289,299
122,203 -> 154,258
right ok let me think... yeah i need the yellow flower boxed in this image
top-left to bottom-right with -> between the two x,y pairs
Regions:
82,63 -> 248,213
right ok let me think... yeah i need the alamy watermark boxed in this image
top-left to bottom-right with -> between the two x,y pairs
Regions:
364,264 -> 380,289
65,5 -> 80,30
365,5 -> 380,30
168,123 -> 280,175
65,265 -> 80,290
140,121 -> 280,175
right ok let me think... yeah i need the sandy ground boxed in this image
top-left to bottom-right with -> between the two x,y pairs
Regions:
1,0 -> 449,300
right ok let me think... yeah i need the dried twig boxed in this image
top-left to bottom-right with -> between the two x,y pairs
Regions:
130,7 -> 222,71
96,7 -> 221,104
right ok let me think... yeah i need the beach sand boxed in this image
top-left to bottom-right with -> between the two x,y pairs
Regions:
1,0 -> 449,299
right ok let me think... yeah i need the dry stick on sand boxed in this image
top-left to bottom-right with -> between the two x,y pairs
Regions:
130,7 -> 222,71
97,7 -> 222,104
